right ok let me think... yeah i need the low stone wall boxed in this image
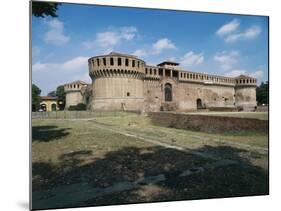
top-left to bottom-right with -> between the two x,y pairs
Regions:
32,111 -> 140,119
208,107 -> 238,112
148,112 -> 268,133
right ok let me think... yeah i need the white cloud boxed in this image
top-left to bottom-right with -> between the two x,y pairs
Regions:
132,49 -> 147,57
224,69 -> 264,81
32,56 -> 90,95
249,69 -> 263,79
95,32 -> 120,48
132,38 -> 176,58
216,19 -> 261,43
82,26 -> 138,49
225,26 -> 261,43
224,69 -> 247,77
152,38 -> 176,54
33,56 -> 89,73
119,26 -> 137,40
216,19 -> 240,36
44,19 -> 70,45
180,51 -> 204,66
214,50 -> 239,70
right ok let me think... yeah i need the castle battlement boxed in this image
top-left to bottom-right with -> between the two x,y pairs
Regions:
64,52 -> 257,111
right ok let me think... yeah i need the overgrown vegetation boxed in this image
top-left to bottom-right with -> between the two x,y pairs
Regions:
68,103 -> 87,111
256,81 -> 269,105
32,84 -> 41,112
32,2 -> 61,18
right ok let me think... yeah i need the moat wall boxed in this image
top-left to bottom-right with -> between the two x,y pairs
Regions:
149,112 -> 268,133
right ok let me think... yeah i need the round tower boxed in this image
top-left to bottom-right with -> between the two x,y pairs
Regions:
234,75 -> 257,111
64,80 -> 88,109
88,52 -> 145,111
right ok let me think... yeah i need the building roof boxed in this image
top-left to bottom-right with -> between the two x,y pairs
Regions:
235,74 -> 255,79
41,96 -> 57,100
157,61 -> 180,67
109,52 -> 138,58
64,80 -> 89,85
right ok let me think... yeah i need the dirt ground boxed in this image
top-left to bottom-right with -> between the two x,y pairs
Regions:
32,112 -> 269,210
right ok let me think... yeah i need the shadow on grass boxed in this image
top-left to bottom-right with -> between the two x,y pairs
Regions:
32,145 -> 268,210
32,125 -> 71,142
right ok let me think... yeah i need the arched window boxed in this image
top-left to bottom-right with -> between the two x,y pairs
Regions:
196,99 -> 203,109
164,83 -> 172,102
51,103 -> 56,111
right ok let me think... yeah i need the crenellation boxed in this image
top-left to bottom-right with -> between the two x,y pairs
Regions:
65,52 -> 257,111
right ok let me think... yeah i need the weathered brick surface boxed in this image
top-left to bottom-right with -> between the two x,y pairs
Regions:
149,112 -> 268,133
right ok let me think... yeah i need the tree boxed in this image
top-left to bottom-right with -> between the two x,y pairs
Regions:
56,85 -> 65,110
32,84 -> 41,111
32,2 -> 61,18
256,81 -> 269,105
47,90 -> 56,97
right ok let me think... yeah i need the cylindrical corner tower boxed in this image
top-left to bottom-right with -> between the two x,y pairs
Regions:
234,76 -> 257,111
88,52 -> 145,111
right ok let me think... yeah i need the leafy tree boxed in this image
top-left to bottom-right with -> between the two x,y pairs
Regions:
47,90 -> 56,97
56,85 -> 65,110
256,81 -> 269,105
32,84 -> 41,111
32,1 -> 61,18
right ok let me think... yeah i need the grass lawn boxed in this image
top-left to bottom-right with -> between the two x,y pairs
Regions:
32,112 -> 268,210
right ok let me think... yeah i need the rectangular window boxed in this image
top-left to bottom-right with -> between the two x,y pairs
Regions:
118,58 -> 122,66
125,59 -> 129,66
110,58 -> 114,65
97,58 -> 100,66
103,58 -> 106,66
132,60 -> 135,67
137,61 -> 140,68
159,68 -> 163,76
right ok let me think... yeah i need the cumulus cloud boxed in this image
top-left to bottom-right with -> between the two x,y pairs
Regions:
214,50 -> 239,70
152,38 -> 176,54
82,26 -> 138,49
32,56 -> 89,73
180,51 -> 204,66
32,56 -> 90,95
225,26 -> 261,43
132,38 -> 176,58
224,69 -> 264,81
216,19 -> 261,43
44,19 -> 70,45
132,49 -> 148,57
216,19 -> 240,36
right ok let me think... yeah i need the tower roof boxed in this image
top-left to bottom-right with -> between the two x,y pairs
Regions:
235,74 -> 256,79
157,61 -> 180,67
64,80 -> 89,85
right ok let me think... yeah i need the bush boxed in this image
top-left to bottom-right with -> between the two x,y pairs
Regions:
68,103 -> 87,111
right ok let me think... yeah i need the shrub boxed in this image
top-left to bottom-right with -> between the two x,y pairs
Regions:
68,103 -> 87,111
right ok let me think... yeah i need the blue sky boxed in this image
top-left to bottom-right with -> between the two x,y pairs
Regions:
32,3 -> 268,95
